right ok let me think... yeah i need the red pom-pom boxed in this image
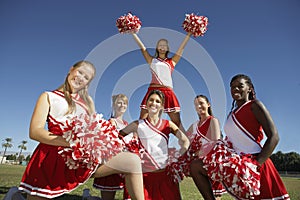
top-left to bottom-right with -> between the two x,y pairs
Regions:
116,12 -> 142,34
202,140 -> 261,199
182,13 -> 208,37
58,113 -> 125,170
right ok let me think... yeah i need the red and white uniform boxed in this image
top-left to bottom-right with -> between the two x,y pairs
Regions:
93,118 -> 128,192
188,116 -> 227,197
19,90 -> 97,198
224,101 -> 290,200
138,118 -> 181,200
140,58 -> 180,113
93,118 -> 129,191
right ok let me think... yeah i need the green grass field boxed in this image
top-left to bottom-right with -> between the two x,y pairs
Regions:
1,164 -> 299,199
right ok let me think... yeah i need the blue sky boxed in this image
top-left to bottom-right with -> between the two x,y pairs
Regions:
1,0 -> 299,154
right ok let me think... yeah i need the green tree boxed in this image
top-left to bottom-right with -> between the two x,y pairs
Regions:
18,140 -> 27,162
25,154 -> 31,162
1,138 -> 13,164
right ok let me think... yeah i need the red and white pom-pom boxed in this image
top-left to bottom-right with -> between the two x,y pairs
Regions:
182,13 -> 208,37
58,113 -> 125,170
116,12 -> 142,34
203,140 -> 261,199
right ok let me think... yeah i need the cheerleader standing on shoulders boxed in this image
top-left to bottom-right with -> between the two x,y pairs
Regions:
116,12 -> 209,133
19,61 -> 144,200
119,90 -> 190,200
190,74 -> 290,200
131,32 -> 191,132
186,95 -> 226,200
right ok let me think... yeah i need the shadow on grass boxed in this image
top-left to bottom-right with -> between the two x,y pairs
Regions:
0,186 -> 12,194
0,186 -> 83,200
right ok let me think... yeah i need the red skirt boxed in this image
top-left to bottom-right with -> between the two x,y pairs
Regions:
143,170 -> 181,200
253,158 -> 290,200
19,143 -> 96,198
140,86 -> 180,113
211,181 -> 227,196
93,174 -> 124,191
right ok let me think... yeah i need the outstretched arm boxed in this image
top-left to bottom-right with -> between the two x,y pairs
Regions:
29,92 -> 70,147
132,33 -> 152,64
169,121 -> 190,155
172,32 -> 191,65
252,100 -> 279,164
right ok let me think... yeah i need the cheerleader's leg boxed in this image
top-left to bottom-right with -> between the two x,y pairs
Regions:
190,159 -> 215,200
93,152 -> 144,200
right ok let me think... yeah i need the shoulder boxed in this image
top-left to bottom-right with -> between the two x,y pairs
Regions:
38,92 -> 50,102
210,117 -> 220,124
251,99 -> 268,113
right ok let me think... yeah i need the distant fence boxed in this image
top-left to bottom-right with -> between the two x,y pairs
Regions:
278,171 -> 300,178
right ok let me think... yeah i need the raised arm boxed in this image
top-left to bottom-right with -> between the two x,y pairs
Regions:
172,32 -> 191,65
132,33 -> 152,64
252,100 -> 279,165
29,92 -> 70,147
169,120 -> 190,155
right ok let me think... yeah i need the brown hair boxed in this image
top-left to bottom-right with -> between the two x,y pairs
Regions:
154,39 -> 170,58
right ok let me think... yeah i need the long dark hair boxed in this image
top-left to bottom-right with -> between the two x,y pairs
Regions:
154,39 -> 170,58
229,74 -> 256,114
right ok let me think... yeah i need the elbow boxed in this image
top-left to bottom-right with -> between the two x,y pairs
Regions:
274,133 -> 280,146
29,127 -> 40,141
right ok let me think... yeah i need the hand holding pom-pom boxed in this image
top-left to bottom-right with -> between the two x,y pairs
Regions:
116,12 -> 142,34
182,13 -> 209,37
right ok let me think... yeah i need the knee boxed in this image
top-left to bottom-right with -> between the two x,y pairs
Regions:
124,153 -> 142,173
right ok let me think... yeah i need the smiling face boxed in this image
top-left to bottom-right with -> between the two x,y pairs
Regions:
113,97 -> 128,115
67,63 -> 95,93
230,77 -> 252,102
156,39 -> 169,55
194,96 -> 210,117
146,93 -> 164,115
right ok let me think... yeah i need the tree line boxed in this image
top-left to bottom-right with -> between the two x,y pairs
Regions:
270,151 -> 300,172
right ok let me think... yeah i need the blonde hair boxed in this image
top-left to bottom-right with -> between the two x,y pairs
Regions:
61,60 -> 96,115
111,94 -> 128,117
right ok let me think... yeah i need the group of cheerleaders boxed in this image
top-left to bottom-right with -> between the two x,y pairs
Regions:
17,13 -> 290,200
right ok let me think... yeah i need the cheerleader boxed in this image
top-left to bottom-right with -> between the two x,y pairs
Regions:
19,61 -> 144,200
93,94 -> 132,200
190,74 -> 290,200
119,90 -> 190,200
131,32 -> 191,132
186,95 -> 226,200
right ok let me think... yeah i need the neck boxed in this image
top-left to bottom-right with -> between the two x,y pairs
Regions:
113,112 -> 123,120
147,114 -> 160,125
158,54 -> 166,59
199,113 -> 210,123
236,99 -> 250,108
